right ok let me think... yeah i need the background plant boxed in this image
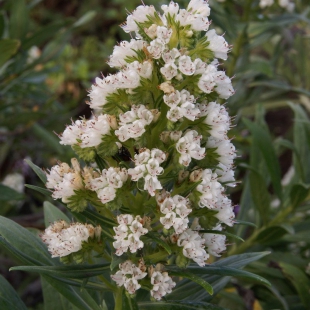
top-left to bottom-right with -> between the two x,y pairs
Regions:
0,0 -> 310,309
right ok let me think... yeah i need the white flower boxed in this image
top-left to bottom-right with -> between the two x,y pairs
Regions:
45,160 -> 83,203
214,196 -> 235,226
187,0 -> 211,17
111,260 -> 147,294
41,221 -> 94,257
177,228 -> 209,266
197,102 -> 231,140
157,26 -> 173,44
128,148 -> 166,196
160,63 -> 178,80
147,39 -> 166,59
162,48 -> 181,64
204,225 -> 227,257
161,1 -> 179,17
150,271 -> 176,300
178,55 -> 196,75
215,163 -> 235,187
122,5 -> 156,33
196,169 -> 224,209
205,29 -> 229,60
176,130 -> 205,166
113,215 -> 148,256
207,137 -> 236,168
88,167 -> 128,204
108,39 -> 147,68
115,105 -> 154,142
159,195 -> 191,234
60,114 -> 112,148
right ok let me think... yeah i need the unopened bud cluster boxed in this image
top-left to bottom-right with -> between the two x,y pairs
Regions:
42,0 -> 238,301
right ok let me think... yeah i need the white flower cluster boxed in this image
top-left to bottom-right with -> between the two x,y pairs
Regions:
177,228 -> 209,267
203,224 -> 227,257
41,220 -> 101,258
88,59 -> 152,110
59,114 -> 113,148
113,214 -> 148,256
115,105 -> 154,142
45,158 -> 83,203
158,194 -> 192,234
194,169 -> 235,226
150,270 -> 176,300
87,167 -> 128,204
128,148 -> 166,196
164,89 -> 200,122
176,130 -> 205,166
111,260 -> 147,294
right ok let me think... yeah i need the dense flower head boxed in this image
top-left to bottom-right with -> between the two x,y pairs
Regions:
41,221 -> 101,258
44,0 -> 239,301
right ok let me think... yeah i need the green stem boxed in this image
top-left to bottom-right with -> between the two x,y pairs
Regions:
114,287 -> 123,310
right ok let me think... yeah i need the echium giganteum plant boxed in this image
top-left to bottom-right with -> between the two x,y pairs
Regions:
42,0 -> 237,304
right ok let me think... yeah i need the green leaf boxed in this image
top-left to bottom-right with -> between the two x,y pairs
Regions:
43,201 -> 70,227
168,266 -> 270,287
0,275 -> 27,310
10,264 -> 110,280
72,11 -> 97,28
0,216 -> 54,266
254,226 -> 290,244
42,275 -> 102,310
144,232 -> 172,255
138,301 -> 228,310
0,184 -> 24,201
234,220 -> 257,228
25,184 -> 51,196
168,270 -> 213,295
31,123 -> 64,155
248,167 -> 271,225
24,158 -> 47,184
0,39 -> 20,67
289,183 -> 310,210
243,118 -> 282,199
41,277 -> 78,310
279,262 -> 310,307
288,102 -> 310,183
9,0 -> 28,40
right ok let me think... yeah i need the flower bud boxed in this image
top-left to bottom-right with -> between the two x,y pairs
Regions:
170,131 -> 182,142
178,170 -> 189,183
189,169 -> 203,182
71,158 -> 81,173
151,109 -> 161,123
107,115 -> 118,129
160,131 -> 170,144
176,253 -> 189,268
145,24 -> 158,39
159,81 -> 175,93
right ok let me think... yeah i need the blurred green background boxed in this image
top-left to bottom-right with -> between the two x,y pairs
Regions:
0,0 -> 310,309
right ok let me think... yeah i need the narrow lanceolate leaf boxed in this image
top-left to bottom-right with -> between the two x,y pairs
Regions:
138,301 -> 228,310
24,158 -> 47,184
42,275 -> 102,310
289,183 -> 310,210
168,270 -> 213,295
254,226 -> 291,245
0,275 -> 27,310
41,277 -> 78,310
0,39 -> 20,67
279,262 -> 310,308
0,216 -> 55,266
43,201 -> 70,227
167,266 -> 270,287
10,264 -> 110,280
25,184 -> 51,196
243,118 -> 282,199
145,232 -> 172,254
234,220 -> 257,228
